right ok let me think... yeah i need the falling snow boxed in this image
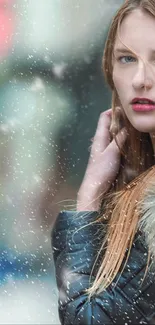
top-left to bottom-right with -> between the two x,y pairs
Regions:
0,0 -> 129,324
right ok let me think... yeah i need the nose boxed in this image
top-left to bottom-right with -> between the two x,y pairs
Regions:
132,60 -> 153,91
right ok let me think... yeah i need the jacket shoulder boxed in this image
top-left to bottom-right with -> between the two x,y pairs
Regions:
51,210 -> 105,264
51,211 -> 155,324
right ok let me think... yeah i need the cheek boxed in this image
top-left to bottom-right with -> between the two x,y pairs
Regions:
113,66 -> 132,99
113,67 -> 122,88
112,69 -> 129,116
113,69 -> 124,99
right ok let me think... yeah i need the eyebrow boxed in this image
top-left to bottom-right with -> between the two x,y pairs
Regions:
114,47 -> 155,55
114,48 -> 133,54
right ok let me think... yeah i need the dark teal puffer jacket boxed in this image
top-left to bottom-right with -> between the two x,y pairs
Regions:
52,211 -> 155,324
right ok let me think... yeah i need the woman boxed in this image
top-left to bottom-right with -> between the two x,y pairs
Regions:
52,0 -> 155,323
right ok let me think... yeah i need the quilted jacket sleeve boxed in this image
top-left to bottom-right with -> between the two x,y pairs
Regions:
51,211 -> 155,325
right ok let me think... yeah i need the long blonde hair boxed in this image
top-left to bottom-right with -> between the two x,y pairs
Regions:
87,0 -> 155,296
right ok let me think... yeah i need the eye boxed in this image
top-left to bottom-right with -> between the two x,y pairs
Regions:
118,56 -> 136,64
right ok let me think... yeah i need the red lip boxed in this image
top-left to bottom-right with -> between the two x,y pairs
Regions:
131,98 -> 155,112
131,97 -> 155,104
132,104 -> 155,112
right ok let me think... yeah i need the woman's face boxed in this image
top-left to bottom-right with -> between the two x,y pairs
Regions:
113,8 -> 155,133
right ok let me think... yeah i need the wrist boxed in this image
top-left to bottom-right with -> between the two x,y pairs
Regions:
76,192 -> 100,211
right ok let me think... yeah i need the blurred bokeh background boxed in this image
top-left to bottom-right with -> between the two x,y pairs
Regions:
0,0 -> 124,323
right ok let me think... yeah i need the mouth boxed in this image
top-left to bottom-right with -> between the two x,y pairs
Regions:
131,98 -> 155,112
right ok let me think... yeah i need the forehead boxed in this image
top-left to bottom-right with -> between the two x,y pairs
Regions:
114,9 -> 155,52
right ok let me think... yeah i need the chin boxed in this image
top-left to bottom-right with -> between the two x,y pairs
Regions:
134,127 -> 154,133
131,122 -> 155,133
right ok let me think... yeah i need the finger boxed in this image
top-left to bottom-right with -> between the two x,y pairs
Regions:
106,127 -> 127,155
115,107 -> 125,129
110,106 -> 122,135
91,110 -> 112,154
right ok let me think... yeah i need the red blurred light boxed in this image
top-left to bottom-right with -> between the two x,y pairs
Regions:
0,0 -> 15,57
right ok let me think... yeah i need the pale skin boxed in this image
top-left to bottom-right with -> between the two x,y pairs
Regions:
77,8 -> 155,211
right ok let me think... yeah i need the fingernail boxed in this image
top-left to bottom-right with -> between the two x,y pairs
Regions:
116,106 -> 121,113
105,109 -> 112,116
121,127 -> 128,135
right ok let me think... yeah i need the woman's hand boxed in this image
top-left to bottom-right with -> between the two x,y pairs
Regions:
76,108 -> 127,211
